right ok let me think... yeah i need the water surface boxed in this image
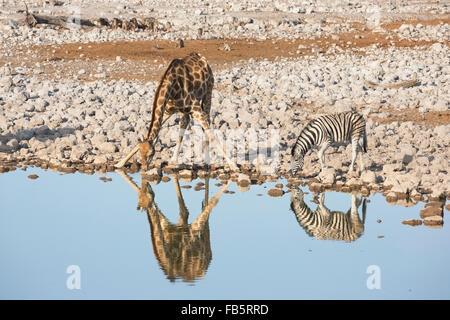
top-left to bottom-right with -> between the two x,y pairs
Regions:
0,167 -> 449,299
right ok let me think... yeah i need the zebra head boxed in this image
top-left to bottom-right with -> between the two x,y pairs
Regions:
290,188 -> 304,203
290,188 -> 305,214
291,153 -> 304,176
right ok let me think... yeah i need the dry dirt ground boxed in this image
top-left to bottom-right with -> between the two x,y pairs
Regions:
4,17 -> 447,128
0,15 -> 448,182
30,18 -> 450,79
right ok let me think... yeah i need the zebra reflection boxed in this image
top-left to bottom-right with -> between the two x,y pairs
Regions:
118,170 -> 231,283
290,189 -> 366,242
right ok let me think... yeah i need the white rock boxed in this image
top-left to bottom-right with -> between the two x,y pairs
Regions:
360,170 -> 376,184
98,142 -> 117,154
318,167 -> 336,184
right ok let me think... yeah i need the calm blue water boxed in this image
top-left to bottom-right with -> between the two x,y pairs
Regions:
0,167 -> 449,299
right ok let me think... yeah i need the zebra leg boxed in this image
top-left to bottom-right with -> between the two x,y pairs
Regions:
350,193 -> 364,235
317,142 -> 330,172
351,194 -> 358,214
319,193 -> 325,207
350,139 -> 358,172
358,141 -> 365,173
316,193 -> 331,219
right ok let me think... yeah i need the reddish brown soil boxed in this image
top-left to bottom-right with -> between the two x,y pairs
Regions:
372,110 -> 450,128
1,17 -> 448,128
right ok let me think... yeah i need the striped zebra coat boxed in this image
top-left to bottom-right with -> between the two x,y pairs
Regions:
291,111 -> 368,176
290,189 -> 366,242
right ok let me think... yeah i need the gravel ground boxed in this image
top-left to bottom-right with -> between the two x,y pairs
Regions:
0,0 -> 448,204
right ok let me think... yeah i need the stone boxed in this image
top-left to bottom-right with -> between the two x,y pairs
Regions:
178,169 -> 193,180
433,125 -> 449,139
420,206 -> 443,219
424,201 -> 444,209
360,170 -> 376,184
268,188 -> 284,197
70,147 -> 87,161
317,167 -> 335,185
383,163 -> 402,173
423,215 -> 443,226
402,219 -> 422,226
161,176 -> 171,183
143,168 -> 162,179
93,154 -> 108,165
237,184 -> 250,193
385,191 -> 398,203
98,142 -> 117,154
237,173 -> 251,187
91,134 -> 107,146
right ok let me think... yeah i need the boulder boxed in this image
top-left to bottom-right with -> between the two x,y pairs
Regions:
423,215 -> 443,227
402,219 -> 422,226
98,142 -> 117,154
360,170 -> 376,184
237,173 -> 251,187
420,206 -> 443,219
268,188 -> 284,197
317,167 -> 336,185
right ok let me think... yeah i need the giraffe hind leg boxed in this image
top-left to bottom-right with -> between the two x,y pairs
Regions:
171,114 -> 190,165
202,87 -> 213,165
191,107 -> 238,171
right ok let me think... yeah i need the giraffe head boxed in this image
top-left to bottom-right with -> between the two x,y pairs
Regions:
138,139 -> 153,170
137,180 -> 155,211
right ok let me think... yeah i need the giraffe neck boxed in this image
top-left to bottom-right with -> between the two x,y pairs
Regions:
145,65 -> 177,143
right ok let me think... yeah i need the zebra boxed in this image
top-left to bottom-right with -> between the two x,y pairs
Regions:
291,111 -> 368,176
290,189 -> 366,242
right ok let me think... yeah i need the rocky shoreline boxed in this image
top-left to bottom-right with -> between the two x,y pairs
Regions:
0,0 -> 448,206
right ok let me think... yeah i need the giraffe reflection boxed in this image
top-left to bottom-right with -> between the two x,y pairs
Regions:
118,170 -> 231,282
290,189 -> 367,242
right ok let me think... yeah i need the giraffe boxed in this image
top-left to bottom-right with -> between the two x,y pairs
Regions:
117,170 -> 231,282
115,52 -> 237,170
290,189 -> 366,242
